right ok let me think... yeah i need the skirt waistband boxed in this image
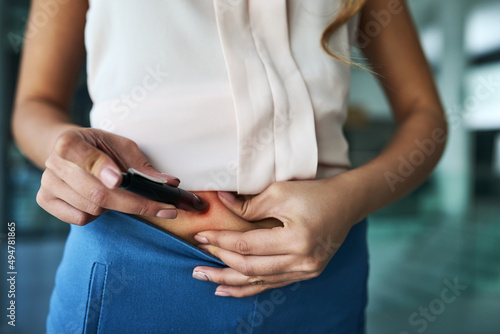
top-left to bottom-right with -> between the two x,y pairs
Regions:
76,210 -> 226,266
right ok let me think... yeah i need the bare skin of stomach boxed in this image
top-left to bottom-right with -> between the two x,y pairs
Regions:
135,191 -> 284,245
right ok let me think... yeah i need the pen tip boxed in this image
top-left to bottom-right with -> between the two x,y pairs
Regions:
194,195 -> 209,213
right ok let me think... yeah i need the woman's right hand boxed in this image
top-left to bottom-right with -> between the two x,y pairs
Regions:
37,127 -> 181,225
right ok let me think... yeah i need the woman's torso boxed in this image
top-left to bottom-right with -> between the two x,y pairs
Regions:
84,0 -> 359,240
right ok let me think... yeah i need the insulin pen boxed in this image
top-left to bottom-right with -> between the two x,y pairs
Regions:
119,168 -> 208,213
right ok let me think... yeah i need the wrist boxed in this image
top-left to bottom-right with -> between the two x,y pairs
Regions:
17,121 -> 81,169
323,169 -> 370,226
11,98 -> 85,169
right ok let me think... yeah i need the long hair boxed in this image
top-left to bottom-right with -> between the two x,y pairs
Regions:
321,0 -> 367,66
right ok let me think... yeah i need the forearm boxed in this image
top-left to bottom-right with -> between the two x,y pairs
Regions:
331,109 -> 447,223
11,99 -> 81,169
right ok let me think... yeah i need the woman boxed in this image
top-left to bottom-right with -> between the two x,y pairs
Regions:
12,0 -> 447,332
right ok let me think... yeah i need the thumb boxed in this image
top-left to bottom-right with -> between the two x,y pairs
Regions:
217,191 -> 275,222
103,134 -> 181,187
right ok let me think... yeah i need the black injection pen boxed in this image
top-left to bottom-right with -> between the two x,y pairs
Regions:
119,168 -> 208,214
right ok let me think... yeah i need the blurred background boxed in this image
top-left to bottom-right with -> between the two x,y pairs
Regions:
0,0 -> 499,333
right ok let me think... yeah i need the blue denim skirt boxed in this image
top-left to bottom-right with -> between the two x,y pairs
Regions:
46,211 -> 369,333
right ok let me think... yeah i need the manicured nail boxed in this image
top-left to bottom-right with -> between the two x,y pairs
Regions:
193,271 -> 211,281
215,289 -> 231,297
218,191 -> 236,202
156,209 -> 177,219
194,234 -> 209,244
161,173 -> 180,185
101,167 -> 121,189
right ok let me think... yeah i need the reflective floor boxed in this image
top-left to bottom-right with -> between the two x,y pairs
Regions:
367,200 -> 500,334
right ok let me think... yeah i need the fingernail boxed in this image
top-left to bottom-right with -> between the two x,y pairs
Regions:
194,234 -> 209,244
161,173 -> 180,185
193,271 -> 211,281
101,167 -> 121,189
218,191 -> 236,202
215,289 -> 231,297
156,209 -> 177,219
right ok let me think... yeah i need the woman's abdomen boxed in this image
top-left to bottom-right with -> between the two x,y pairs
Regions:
136,191 -> 283,245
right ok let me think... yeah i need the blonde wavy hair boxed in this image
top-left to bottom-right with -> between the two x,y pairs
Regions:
321,0 -> 368,66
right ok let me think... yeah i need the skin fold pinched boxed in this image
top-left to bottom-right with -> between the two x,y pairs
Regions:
140,191 -> 283,245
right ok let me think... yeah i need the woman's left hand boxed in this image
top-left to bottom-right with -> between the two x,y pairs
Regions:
192,172 -> 364,298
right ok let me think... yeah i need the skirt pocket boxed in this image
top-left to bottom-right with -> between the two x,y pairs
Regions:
83,262 -> 108,334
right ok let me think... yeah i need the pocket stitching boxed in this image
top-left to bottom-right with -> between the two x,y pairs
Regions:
83,262 -> 108,334
96,264 -> 108,334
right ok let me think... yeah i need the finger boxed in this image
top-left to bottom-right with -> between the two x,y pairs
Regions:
47,155 -> 178,218
99,132 -> 181,187
215,281 -> 295,298
41,169 -> 108,216
36,188 -> 99,226
195,228 -> 295,256
217,184 -> 284,222
197,244 -> 311,276
192,266 -> 317,286
53,131 -> 123,189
